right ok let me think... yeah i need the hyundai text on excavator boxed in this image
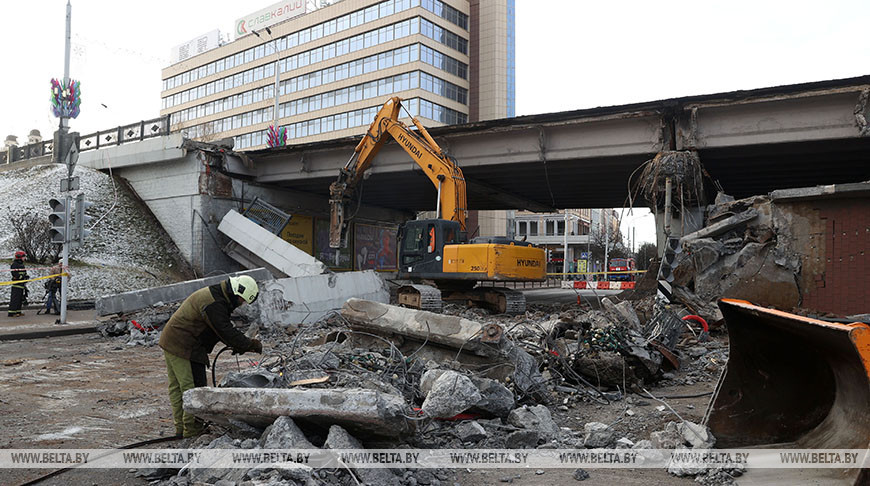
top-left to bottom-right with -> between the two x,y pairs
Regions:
329,97 -> 546,314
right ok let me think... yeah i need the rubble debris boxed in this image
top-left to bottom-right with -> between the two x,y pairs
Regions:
219,371 -> 281,389
582,422 -> 616,448
324,425 -> 402,486
419,370 -> 515,418
454,421 -> 488,442
504,429 -> 539,449
507,405 -> 560,442
421,371 -> 482,418
615,437 -> 634,449
259,416 -> 315,449
681,208 -> 758,242
572,468 -> 590,481
183,387 -> 414,438
679,421 -> 715,449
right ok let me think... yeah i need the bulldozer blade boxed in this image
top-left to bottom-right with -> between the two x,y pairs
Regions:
707,299 -> 870,485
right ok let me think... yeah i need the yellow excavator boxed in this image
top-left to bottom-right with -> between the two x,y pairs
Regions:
329,97 -> 546,313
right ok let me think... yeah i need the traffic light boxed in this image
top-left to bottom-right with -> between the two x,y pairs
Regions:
73,193 -> 93,248
656,236 -> 682,305
48,198 -> 68,244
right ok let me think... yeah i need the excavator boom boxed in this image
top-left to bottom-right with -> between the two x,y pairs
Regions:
329,97 -> 466,248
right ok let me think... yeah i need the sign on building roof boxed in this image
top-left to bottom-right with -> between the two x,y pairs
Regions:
170,30 -> 221,64
235,0 -> 307,39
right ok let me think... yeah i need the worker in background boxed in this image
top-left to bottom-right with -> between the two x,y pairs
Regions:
158,275 -> 263,438
8,251 -> 28,317
38,264 -> 63,315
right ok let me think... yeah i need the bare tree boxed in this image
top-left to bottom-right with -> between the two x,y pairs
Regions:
635,242 -> 657,270
7,213 -> 60,263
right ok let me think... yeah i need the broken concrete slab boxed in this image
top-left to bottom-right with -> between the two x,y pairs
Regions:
259,272 -> 389,327
324,425 -> 401,486
679,421 -> 715,449
184,387 -> 413,438
218,209 -> 328,278
421,371 -> 482,418
455,421 -> 488,442
259,416 -> 315,449
341,299 -> 498,357
420,370 -> 515,418
583,422 -> 617,448
95,268 -> 271,316
504,429 -> 539,449
507,405 -> 561,442
681,208 -> 758,243
219,371 -> 281,388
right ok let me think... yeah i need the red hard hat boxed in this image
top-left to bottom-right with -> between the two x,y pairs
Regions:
14,251 -> 25,259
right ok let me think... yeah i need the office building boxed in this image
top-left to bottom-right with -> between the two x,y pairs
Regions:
160,0 -> 515,150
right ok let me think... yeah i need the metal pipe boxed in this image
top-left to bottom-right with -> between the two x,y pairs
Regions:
562,212 -> 568,276
435,180 -> 442,219
664,177 -> 673,237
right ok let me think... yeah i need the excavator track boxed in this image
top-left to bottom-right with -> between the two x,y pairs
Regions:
441,287 -> 527,315
397,284 -> 443,313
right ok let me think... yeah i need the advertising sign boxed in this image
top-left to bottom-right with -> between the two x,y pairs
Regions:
354,224 -> 397,271
235,0 -> 306,39
280,214 -> 313,255
314,218 -> 352,270
170,30 -> 221,64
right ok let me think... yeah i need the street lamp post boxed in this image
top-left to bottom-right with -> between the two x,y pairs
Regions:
254,27 -> 284,147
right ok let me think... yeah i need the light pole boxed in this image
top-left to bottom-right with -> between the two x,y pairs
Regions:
254,27 -> 284,147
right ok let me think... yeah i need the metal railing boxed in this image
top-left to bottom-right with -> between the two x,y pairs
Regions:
241,197 -> 292,235
0,115 -> 171,165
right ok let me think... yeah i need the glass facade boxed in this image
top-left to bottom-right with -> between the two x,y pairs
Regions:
161,0 -> 480,150
230,98 -> 466,149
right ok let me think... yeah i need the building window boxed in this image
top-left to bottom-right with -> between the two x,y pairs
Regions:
518,221 -> 527,236
529,222 -> 538,236
557,220 -> 565,236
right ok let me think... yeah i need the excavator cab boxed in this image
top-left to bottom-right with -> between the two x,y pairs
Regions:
397,219 -> 461,276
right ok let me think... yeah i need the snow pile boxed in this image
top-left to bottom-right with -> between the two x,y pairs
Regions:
0,163 -> 191,301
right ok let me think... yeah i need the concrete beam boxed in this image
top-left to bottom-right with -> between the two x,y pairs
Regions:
259,271 -> 389,327
340,298 -> 497,357
217,209 -> 328,278
78,133 -> 186,170
95,268 -> 272,316
678,91 -> 864,150
183,387 -> 414,438
465,177 -> 556,213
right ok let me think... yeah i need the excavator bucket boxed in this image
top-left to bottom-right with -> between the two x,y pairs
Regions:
707,299 -> 870,485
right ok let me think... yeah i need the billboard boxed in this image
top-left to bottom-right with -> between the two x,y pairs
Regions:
354,224 -> 397,271
170,30 -> 221,64
235,0 -> 306,39
280,214 -> 313,255
314,218 -> 352,270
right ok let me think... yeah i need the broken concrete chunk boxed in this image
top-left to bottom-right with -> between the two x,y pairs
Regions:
419,369 -> 448,398
421,371 -> 482,419
260,272 -> 389,327
679,421 -> 715,449
507,405 -> 560,441
582,422 -> 617,448
219,371 -> 280,388
470,377 -> 515,417
649,422 -> 682,449
682,208 -> 758,243
504,429 -> 540,449
602,299 -> 642,332
615,437 -> 634,449
572,468 -> 590,481
325,425 -> 401,486
667,446 -> 707,476
184,387 -> 413,438
455,421 -> 488,442
501,340 -> 547,396
259,416 -> 315,449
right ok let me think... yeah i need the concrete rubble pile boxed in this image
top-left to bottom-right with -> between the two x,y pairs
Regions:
142,293 -> 732,486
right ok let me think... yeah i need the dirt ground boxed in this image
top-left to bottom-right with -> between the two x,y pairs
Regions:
0,329 -> 716,485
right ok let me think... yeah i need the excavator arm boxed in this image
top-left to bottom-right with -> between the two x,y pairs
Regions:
329,97 -> 467,248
